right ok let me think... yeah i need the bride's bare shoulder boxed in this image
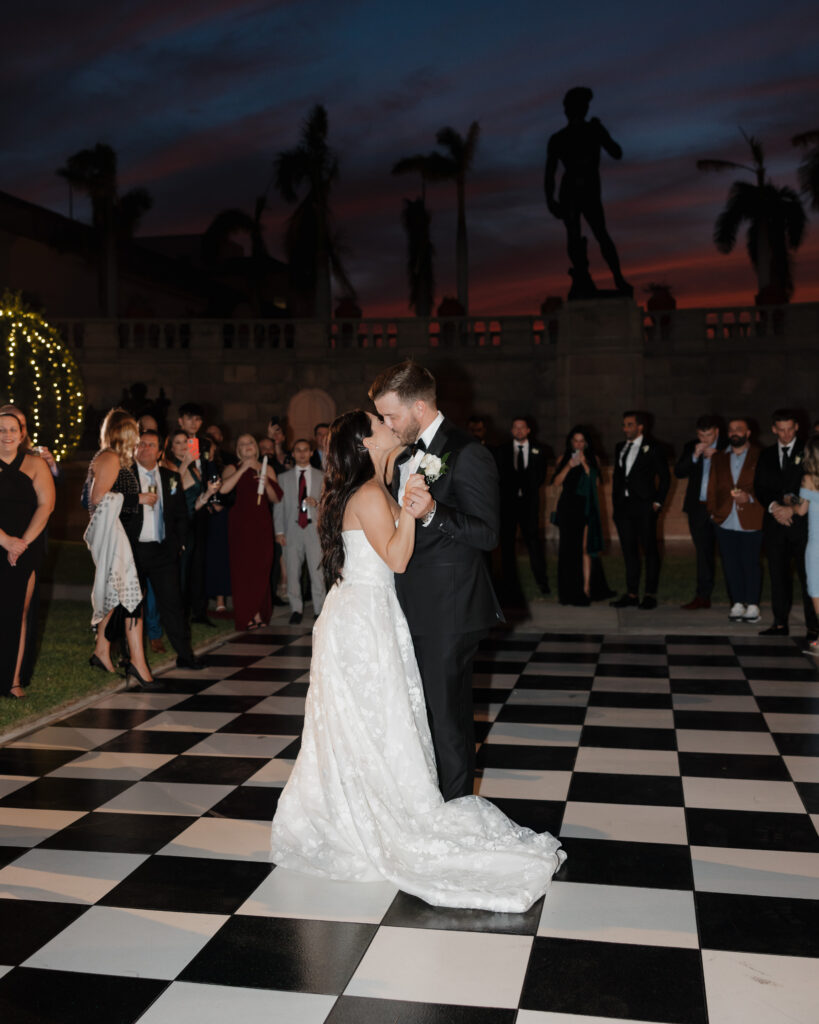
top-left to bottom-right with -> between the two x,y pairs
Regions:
347,480 -> 390,521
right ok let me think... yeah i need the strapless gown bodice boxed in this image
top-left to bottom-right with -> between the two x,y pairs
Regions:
337,530 -> 394,589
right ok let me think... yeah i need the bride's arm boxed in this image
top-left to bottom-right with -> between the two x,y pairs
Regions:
352,481 -> 417,573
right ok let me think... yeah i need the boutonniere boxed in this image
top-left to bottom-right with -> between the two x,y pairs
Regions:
419,452 -> 450,484
794,455 -> 802,465
642,445 -> 649,454
531,447 -> 540,455
169,476 -> 179,495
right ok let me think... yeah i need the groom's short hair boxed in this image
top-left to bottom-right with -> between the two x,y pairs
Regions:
369,361 -> 436,405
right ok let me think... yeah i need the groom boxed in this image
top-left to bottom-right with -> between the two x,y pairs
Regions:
371,361 -> 503,800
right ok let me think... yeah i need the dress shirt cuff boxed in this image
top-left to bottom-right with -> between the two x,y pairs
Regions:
421,501 -> 437,528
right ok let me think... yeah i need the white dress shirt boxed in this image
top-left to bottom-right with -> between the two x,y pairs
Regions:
137,464 -> 162,543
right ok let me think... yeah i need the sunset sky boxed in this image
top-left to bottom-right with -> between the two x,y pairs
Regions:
4,0 -> 819,316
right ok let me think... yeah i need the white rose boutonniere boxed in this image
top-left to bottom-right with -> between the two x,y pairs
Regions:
795,455 -> 802,465
532,447 -> 540,455
169,476 -> 179,495
419,452 -> 450,484
642,444 -> 649,454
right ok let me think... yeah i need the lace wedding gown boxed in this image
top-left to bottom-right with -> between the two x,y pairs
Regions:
270,529 -> 565,912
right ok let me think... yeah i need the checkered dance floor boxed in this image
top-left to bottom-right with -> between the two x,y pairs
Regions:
0,625 -> 817,1023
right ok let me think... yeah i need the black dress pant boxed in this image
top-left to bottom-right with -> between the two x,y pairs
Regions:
134,541 -> 194,661
687,502 -> 716,599
500,496 -> 549,592
614,497 -> 660,595
411,629 -> 485,802
187,509 -> 209,619
764,517 -> 818,631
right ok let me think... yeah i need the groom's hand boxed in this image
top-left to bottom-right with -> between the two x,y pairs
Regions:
404,475 -> 432,518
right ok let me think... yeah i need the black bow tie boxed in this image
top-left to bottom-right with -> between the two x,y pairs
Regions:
409,437 -> 427,457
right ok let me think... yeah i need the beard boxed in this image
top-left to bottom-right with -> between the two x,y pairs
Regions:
396,416 -> 422,447
728,435 -> 747,448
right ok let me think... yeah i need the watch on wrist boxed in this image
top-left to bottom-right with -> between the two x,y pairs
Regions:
421,501 -> 437,527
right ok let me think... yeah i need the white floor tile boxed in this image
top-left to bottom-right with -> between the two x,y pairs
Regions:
560,802 -> 688,845
239,866 -> 398,922
472,673 -> 520,689
137,983 -> 336,1024
666,644 -> 732,656
524,663 -> 596,677
669,665 -> 745,679
476,769 -> 571,801
784,755 -> 819,783
749,680 -> 819,697
592,677 -> 670,694
536,641 -> 601,654
9,726 -> 124,751
0,776 -> 36,799
0,808 -> 86,847
47,751 -> 175,781
98,781 -> 234,816
161,665 -> 236,681
702,949 -> 819,1024
160,817 -> 271,861
243,759 -> 294,787
584,707 -> 674,729
200,680 -> 290,697
734,656 -> 807,669
517,1013 -> 669,1024
672,694 -> 759,713
92,692 -> 187,710
246,695 -> 307,715
505,689 -> 589,707
597,653 -> 668,666
184,734 -> 296,758
0,966 -> 12,979
483,722 -> 582,747
682,777 -> 804,814
0,848 -> 146,903
24,906 -> 227,978
480,649 -> 533,662
134,710 -> 240,733
676,730 -> 779,755
573,747 -> 679,776
763,713 -> 819,734
473,703 -> 505,722
691,846 -> 819,899
538,881 -> 697,947
345,926 -> 532,1008
251,655 -> 311,669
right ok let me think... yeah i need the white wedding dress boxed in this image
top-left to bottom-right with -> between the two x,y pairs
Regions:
270,529 -> 566,912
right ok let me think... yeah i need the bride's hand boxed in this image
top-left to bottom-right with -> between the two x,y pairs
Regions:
404,475 -> 431,517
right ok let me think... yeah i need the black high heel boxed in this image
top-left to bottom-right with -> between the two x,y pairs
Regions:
125,662 -> 165,692
89,654 -> 114,672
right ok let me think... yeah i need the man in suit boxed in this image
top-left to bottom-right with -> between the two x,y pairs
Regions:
611,410 -> 670,609
309,422 -> 330,471
177,402 -> 215,626
132,431 -> 207,679
496,416 -> 550,599
674,415 -> 723,610
371,361 -> 503,801
753,409 -> 819,638
274,439 -> 326,625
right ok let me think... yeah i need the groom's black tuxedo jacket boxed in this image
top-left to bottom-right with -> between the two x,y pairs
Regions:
391,417 -> 503,636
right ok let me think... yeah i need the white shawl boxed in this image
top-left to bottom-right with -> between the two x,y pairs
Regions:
83,491 -> 142,626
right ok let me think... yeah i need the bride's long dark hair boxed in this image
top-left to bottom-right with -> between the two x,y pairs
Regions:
319,409 -> 375,588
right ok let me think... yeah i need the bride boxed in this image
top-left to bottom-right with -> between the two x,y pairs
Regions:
270,410 -> 565,912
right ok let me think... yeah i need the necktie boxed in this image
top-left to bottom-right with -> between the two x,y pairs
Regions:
516,445 -> 526,473
298,470 -> 308,528
781,446 -> 791,469
621,441 -> 632,468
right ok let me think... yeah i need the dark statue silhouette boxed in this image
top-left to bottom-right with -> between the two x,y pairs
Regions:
545,87 -> 632,299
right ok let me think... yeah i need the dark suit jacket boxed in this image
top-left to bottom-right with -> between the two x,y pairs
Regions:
391,417 -> 503,636
129,465 -> 190,553
706,445 -> 764,530
495,441 -> 548,512
613,437 -> 670,510
753,440 -> 807,523
309,450 -> 326,471
674,436 -> 724,514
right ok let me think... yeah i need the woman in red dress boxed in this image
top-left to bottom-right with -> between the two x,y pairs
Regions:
219,434 -> 283,630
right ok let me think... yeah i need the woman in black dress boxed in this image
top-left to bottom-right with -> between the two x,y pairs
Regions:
0,410 -> 55,698
552,425 -> 613,605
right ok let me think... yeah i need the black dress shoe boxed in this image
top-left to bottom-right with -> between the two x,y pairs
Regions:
539,583 -> 551,596
125,663 -> 165,691
289,611 -> 303,625
610,594 -> 638,608
191,616 -> 216,628
639,595 -> 657,610
176,655 -> 207,670
273,596 -> 288,607
758,624 -> 789,636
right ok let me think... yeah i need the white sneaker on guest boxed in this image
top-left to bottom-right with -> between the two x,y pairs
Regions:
743,604 -> 761,623
729,603 -> 746,621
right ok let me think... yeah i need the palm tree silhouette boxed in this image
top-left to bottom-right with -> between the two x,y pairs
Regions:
433,123 -> 480,314
273,105 -> 354,320
792,130 -> 819,211
697,132 -> 806,304
56,143 -> 152,316
391,153 -> 450,316
202,197 -> 270,314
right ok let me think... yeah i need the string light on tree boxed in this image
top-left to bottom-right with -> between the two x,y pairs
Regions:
0,291 -> 85,460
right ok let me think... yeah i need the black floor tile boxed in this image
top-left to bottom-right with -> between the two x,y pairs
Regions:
0,968 -> 167,1024
567,772 -> 684,806
473,659 -> 532,675
272,682 -> 310,698
0,776 -> 134,811
678,751 -> 791,780
171,694 -> 268,714
228,667 -> 306,682
235,632 -> 295,644
275,738 -> 301,758
473,721 -> 492,744
601,641 -> 665,653
515,674 -> 594,690
520,937 -> 707,1022
685,807 -> 819,852
539,632 -> 604,643
143,755 -> 264,785
37,811 -> 194,853
669,678 -> 753,695
0,747 -> 88,776
530,651 -> 600,664
472,687 -> 513,704
580,725 -> 677,750
480,636 -> 541,651
595,663 -> 669,678
476,744 -> 577,771
199,653 -> 262,666
667,654 -> 740,667
0,846 -> 25,869
495,704 -> 586,725
743,666 -> 818,681
696,891 -> 819,957
673,710 -> 767,731
588,690 -> 672,708
218,714 -> 305,735
489,797 -> 565,836
326,997 -> 515,1024
0,900 -> 87,963
94,730 -> 210,754
729,642 -> 800,656
179,915 -> 377,993
98,854 -> 273,914
668,634 -> 732,645
157,677 -> 219,694
556,838 -> 694,889
772,732 -> 819,755
795,781 -> 819,813
207,786 -> 281,821
755,695 -> 819,714
381,889 -> 541,935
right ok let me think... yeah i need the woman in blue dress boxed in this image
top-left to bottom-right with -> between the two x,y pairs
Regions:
796,437 -> 819,655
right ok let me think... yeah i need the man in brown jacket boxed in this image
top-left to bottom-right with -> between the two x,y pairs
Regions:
707,418 -> 764,622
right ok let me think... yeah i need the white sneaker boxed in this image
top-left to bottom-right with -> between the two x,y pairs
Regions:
729,603 -> 746,621
743,604 -> 761,623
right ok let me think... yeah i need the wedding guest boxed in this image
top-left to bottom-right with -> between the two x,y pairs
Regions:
0,409 -> 55,698
260,438 -> 287,608
0,404 -> 61,480
275,438 -> 326,624
794,437 -> 819,655
267,416 -> 294,473
310,422 -> 330,470
552,425 -> 613,605
675,415 -> 723,610
177,403 -> 214,625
